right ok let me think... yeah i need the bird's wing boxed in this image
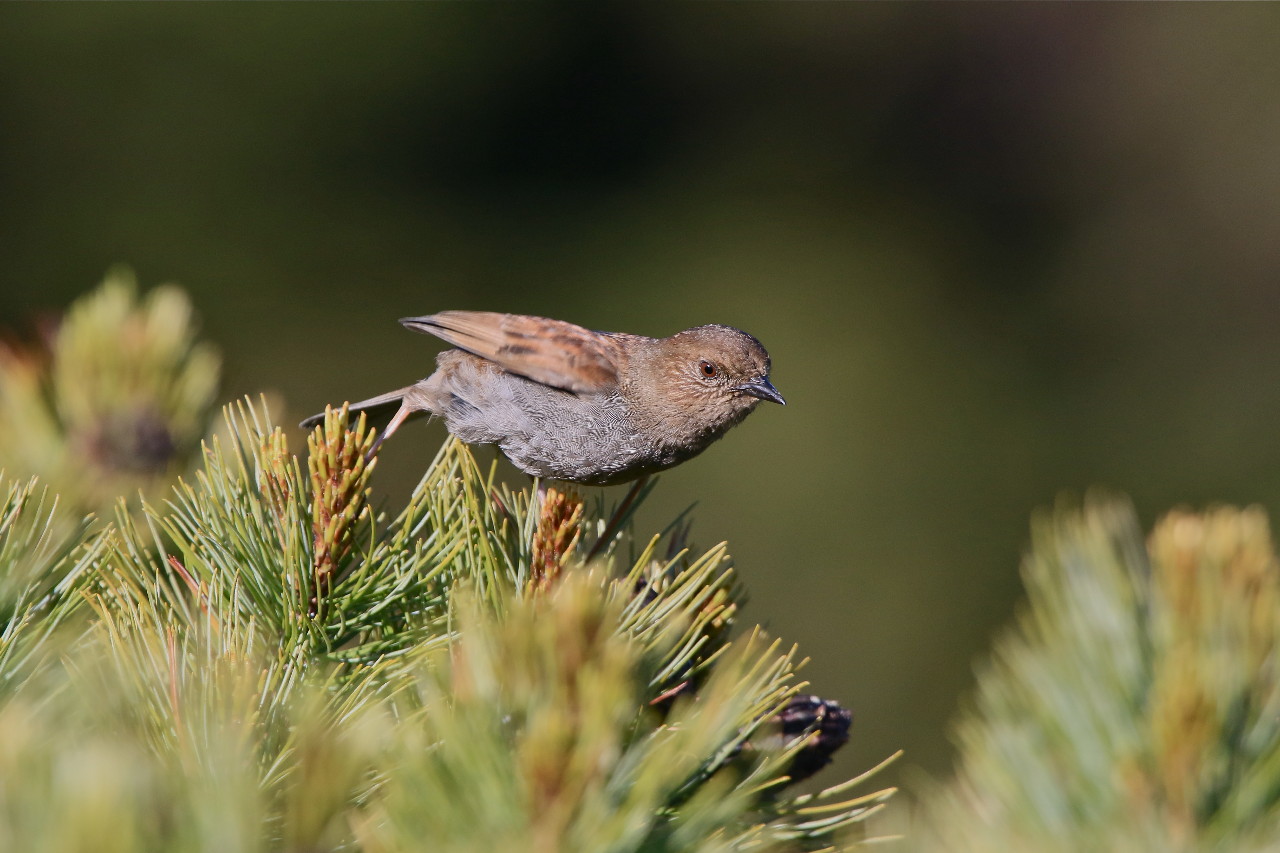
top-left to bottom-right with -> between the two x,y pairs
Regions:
400,311 -> 625,394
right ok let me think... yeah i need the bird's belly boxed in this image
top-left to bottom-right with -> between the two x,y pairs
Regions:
437,377 -> 651,484
497,403 -> 662,485
436,367 -> 739,485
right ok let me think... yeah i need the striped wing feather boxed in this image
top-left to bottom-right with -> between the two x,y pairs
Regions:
400,311 -> 624,394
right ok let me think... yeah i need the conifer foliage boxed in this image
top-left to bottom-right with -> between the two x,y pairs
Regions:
0,268 -> 220,517
0,274 -> 894,852
918,499 -> 1280,851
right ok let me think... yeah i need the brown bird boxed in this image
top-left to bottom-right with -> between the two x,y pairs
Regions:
300,311 -> 784,485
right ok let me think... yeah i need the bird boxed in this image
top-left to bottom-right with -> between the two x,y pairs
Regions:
300,311 -> 785,486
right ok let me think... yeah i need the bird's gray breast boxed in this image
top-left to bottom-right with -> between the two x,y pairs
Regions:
433,359 -> 655,484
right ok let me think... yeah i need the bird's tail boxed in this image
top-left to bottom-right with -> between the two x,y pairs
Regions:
300,385 -> 435,462
298,386 -> 423,432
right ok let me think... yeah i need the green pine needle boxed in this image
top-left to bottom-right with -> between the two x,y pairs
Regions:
918,497 -> 1280,851
0,278 -> 894,851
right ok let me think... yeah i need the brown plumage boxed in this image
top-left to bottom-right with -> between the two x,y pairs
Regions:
300,311 -> 784,485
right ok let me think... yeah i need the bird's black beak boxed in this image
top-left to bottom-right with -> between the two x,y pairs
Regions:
736,377 -> 786,405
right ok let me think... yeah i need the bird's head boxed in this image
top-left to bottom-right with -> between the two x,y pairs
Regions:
643,324 -> 784,438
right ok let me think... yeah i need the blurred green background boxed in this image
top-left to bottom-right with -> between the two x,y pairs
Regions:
3,3 -> 1280,799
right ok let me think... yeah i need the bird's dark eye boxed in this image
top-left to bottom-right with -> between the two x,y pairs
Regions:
699,360 -> 718,378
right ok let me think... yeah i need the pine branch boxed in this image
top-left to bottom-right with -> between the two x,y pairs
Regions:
0,472 -> 105,695
0,278 -> 892,851
0,268 -> 220,518
919,497 -> 1280,851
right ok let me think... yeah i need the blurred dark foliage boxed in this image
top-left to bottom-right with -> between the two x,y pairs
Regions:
2,4 -> 1279,799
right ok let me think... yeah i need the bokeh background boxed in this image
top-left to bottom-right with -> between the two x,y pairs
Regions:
3,3 -> 1280,811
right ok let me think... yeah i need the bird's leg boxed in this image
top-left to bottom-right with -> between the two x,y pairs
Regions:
365,402 -> 412,463
586,475 -> 650,562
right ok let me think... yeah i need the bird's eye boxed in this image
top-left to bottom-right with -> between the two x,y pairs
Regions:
699,360 -> 718,378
